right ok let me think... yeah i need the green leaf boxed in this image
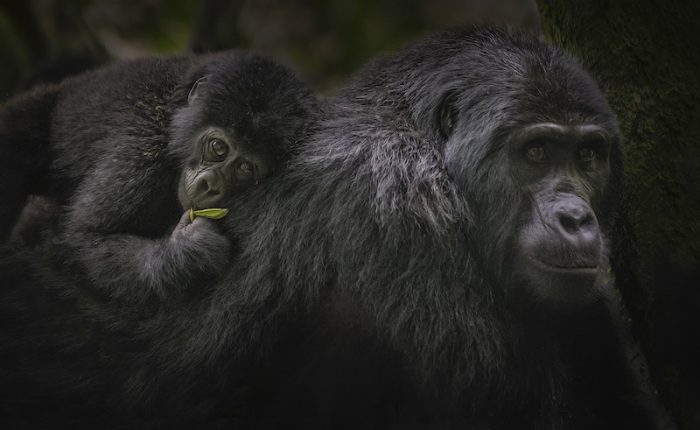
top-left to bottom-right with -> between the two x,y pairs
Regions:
189,208 -> 229,222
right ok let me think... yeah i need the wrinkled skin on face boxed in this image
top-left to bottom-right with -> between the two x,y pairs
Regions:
509,123 -> 613,305
178,126 -> 271,210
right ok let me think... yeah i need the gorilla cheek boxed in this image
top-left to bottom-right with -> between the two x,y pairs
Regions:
177,169 -> 196,210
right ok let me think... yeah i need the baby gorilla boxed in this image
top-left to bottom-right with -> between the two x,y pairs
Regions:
0,51 -> 317,305
175,74 -> 276,220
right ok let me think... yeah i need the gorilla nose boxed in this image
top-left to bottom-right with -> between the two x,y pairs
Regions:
553,197 -> 600,248
193,171 -> 225,207
198,178 -> 219,194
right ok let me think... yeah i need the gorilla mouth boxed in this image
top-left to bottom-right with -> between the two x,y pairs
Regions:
527,256 -> 598,274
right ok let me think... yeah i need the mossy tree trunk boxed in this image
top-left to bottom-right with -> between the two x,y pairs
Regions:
537,1 -> 700,428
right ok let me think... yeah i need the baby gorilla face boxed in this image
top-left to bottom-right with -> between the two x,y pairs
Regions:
178,126 -> 271,210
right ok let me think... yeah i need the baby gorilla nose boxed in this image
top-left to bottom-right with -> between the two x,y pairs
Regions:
192,170 -> 225,208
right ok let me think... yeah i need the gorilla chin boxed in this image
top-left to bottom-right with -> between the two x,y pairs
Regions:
516,253 -> 603,307
514,224 -> 605,306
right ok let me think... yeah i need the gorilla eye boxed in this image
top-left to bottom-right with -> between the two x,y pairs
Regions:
209,139 -> 228,158
577,147 -> 597,163
238,161 -> 255,176
525,144 -> 548,163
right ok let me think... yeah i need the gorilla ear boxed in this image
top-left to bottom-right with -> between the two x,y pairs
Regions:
437,91 -> 457,140
188,75 -> 210,105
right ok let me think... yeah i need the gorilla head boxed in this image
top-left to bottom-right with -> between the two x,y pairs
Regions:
344,29 -> 622,310
170,52 -> 315,211
432,35 -> 622,307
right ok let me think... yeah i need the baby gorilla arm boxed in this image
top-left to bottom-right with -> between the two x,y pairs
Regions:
63,156 -> 230,305
83,215 -> 229,304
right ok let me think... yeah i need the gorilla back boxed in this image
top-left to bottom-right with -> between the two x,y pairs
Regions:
0,28 -> 671,429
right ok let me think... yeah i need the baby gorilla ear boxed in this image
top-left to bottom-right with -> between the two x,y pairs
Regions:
437,90 -> 458,140
188,75 -> 210,105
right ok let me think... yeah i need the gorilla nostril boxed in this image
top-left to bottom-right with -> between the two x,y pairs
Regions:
196,178 -> 211,194
197,177 -> 223,196
557,213 -> 579,234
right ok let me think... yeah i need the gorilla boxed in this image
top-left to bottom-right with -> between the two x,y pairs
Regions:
0,27 -> 673,429
0,51 -> 317,306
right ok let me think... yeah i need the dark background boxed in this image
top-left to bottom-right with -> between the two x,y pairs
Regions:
0,1 -> 698,428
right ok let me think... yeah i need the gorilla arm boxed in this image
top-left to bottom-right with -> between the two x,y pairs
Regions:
62,152 -> 230,305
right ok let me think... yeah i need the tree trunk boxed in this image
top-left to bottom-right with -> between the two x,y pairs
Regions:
537,1 -> 700,429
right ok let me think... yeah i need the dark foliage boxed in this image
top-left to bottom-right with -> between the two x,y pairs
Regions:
0,27 -> 673,429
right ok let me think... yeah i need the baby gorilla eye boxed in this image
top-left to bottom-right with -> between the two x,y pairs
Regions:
577,147 -> 597,163
210,139 -> 228,158
525,143 -> 548,163
238,161 -> 254,177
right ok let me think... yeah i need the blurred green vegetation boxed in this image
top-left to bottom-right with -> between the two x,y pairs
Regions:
0,0 -> 540,98
0,0 -> 200,99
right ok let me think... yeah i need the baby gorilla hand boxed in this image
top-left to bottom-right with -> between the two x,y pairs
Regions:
169,211 -> 232,286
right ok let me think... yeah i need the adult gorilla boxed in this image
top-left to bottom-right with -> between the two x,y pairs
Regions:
0,27 -> 671,429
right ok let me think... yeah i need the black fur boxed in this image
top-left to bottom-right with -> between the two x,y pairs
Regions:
0,27 -> 672,429
0,51 -> 317,306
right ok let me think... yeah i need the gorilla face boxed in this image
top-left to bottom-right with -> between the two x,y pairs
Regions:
170,53 -> 318,213
178,126 -> 272,210
438,52 -> 621,307
510,122 -> 614,304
